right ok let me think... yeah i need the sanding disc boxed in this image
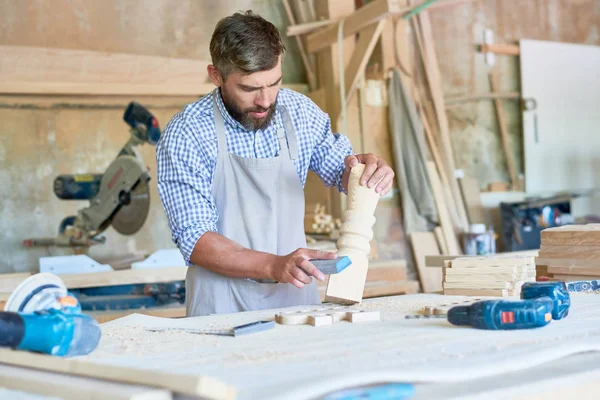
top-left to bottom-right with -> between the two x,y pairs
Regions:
5,273 -> 67,313
111,180 -> 151,235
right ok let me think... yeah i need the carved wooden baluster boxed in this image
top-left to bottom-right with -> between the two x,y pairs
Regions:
325,164 -> 381,304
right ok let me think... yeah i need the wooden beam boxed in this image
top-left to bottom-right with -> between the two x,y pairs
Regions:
410,232 -> 443,292
306,0 -> 405,54
0,349 -> 236,400
489,71 -> 519,190
344,19 -> 387,106
445,91 -> 521,105
414,12 -> 470,233
425,249 -> 540,267
306,0 -> 478,54
0,268 -> 187,294
481,43 -> 520,56
0,45 -> 308,96
282,0 -> 317,90
426,161 -> 462,254
287,19 -> 333,36
0,363 -> 171,400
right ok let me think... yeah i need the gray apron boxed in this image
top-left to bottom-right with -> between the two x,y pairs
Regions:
185,92 -> 321,316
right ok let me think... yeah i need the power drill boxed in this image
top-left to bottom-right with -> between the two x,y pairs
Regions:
447,282 -> 571,330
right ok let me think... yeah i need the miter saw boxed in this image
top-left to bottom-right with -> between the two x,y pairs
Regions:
24,102 -> 160,248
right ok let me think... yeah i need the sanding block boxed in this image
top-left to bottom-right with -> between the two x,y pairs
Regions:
309,256 -> 352,275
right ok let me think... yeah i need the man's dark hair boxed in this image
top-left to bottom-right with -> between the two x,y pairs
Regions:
210,10 -> 286,80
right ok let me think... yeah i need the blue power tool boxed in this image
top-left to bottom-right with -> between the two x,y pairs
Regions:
0,273 -> 101,356
447,282 -> 570,330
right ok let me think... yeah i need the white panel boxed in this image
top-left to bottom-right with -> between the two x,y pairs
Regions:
520,39 -> 600,217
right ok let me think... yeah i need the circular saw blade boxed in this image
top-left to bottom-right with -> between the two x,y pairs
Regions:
111,180 -> 151,235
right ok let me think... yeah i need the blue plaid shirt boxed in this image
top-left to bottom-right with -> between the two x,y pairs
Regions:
156,88 -> 353,264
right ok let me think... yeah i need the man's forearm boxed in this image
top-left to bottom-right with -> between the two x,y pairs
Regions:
189,232 -> 277,280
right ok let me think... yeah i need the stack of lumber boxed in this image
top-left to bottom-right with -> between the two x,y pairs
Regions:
442,254 -> 536,297
537,224 -> 600,281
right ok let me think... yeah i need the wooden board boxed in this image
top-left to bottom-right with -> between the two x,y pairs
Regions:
410,232 -> 443,292
416,13 -> 470,232
0,45 -> 308,96
0,348 -> 235,400
0,267 -> 188,295
546,266 -> 600,276
0,363 -> 171,400
489,71 -> 518,190
434,226 -> 449,255
458,176 -> 486,225
306,0 -> 406,54
344,20 -> 386,105
366,259 -> 407,282
426,161 -> 462,254
426,250 -> 540,267
0,272 -> 31,293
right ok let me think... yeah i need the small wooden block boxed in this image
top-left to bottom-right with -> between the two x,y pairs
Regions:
348,310 -> 380,323
308,314 -> 333,326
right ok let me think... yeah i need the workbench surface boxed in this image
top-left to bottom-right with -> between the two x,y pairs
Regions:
81,293 -> 600,400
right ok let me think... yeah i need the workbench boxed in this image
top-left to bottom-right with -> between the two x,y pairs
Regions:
3,293 -> 600,399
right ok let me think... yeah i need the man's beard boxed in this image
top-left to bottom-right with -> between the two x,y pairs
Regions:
220,86 -> 276,131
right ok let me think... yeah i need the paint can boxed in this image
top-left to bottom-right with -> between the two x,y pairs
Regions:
463,224 -> 496,255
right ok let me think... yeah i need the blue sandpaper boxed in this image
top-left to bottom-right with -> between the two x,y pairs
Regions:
309,256 -> 352,275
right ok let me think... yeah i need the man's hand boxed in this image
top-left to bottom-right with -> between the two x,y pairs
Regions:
268,249 -> 337,288
342,154 -> 394,196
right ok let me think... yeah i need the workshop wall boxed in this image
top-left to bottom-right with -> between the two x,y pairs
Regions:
0,0 -> 303,273
430,0 -> 599,189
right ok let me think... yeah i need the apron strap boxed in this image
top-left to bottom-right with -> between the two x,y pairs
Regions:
279,106 -> 299,161
212,91 -> 227,156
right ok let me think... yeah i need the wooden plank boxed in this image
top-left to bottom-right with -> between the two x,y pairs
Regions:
58,267 -> 187,289
434,226 -> 449,255
0,363 -> 171,400
0,45 -> 308,95
344,20 -> 386,106
546,266 -> 600,276
459,176 -> 486,224
415,13 -> 470,232
287,20 -> 333,36
445,91 -> 521,105
366,259 -> 408,281
0,348 -> 235,399
426,250 -> 540,267
306,0 -> 405,54
0,272 -> 31,293
426,161 -> 462,254
410,232 -> 443,292
489,71 -> 519,190
481,43 -> 520,56
306,0 -> 478,54
282,0 -> 317,90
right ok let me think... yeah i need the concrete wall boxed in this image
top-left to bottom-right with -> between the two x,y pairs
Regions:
0,0 -> 303,273
429,0 -> 599,189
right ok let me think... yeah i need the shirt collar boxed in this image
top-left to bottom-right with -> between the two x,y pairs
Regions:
213,87 -> 280,133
